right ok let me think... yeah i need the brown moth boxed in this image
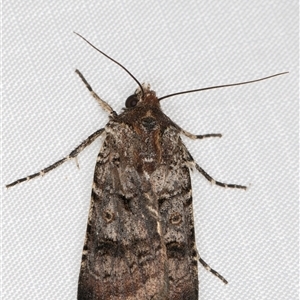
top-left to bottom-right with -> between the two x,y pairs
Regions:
6,33 -> 288,300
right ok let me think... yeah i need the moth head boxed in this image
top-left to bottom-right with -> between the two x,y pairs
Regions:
125,83 -> 158,108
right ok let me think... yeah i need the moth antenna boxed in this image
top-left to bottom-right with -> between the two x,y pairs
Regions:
158,72 -> 289,101
74,32 -> 144,98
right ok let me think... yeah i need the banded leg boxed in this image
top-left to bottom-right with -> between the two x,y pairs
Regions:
199,256 -> 228,284
185,149 -> 247,189
75,69 -> 116,115
195,163 -> 247,190
182,129 -> 222,140
6,128 -> 105,188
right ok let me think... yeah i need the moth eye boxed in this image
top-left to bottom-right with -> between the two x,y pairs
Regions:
125,95 -> 139,108
103,210 -> 115,223
169,212 -> 182,225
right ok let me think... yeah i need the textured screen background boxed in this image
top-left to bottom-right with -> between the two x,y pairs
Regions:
2,1 -> 298,299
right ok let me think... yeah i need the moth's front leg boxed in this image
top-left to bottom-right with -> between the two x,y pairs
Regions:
6,128 -> 104,188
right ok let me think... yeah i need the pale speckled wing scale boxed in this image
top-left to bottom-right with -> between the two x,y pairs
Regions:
78,85 -> 198,299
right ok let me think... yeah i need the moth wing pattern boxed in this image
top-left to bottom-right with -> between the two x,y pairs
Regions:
156,129 -> 199,299
78,125 -> 169,299
78,91 -> 199,299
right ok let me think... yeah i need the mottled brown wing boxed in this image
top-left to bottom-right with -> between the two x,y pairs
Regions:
78,119 -> 198,300
151,130 -> 199,300
78,126 -> 169,300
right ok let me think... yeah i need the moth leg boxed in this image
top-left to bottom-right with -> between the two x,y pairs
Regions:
186,150 -> 246,189
75,69 -> 116,115
182,129 -> 222,140
199,256 -> 228,284
194,163 -> 247,189
6,128 -> 105,188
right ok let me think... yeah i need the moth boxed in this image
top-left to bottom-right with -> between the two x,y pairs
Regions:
6,33 -> 288,300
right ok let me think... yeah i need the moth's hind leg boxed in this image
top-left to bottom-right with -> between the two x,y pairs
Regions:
6,128 -> 104,188
199,256 -> 228,284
